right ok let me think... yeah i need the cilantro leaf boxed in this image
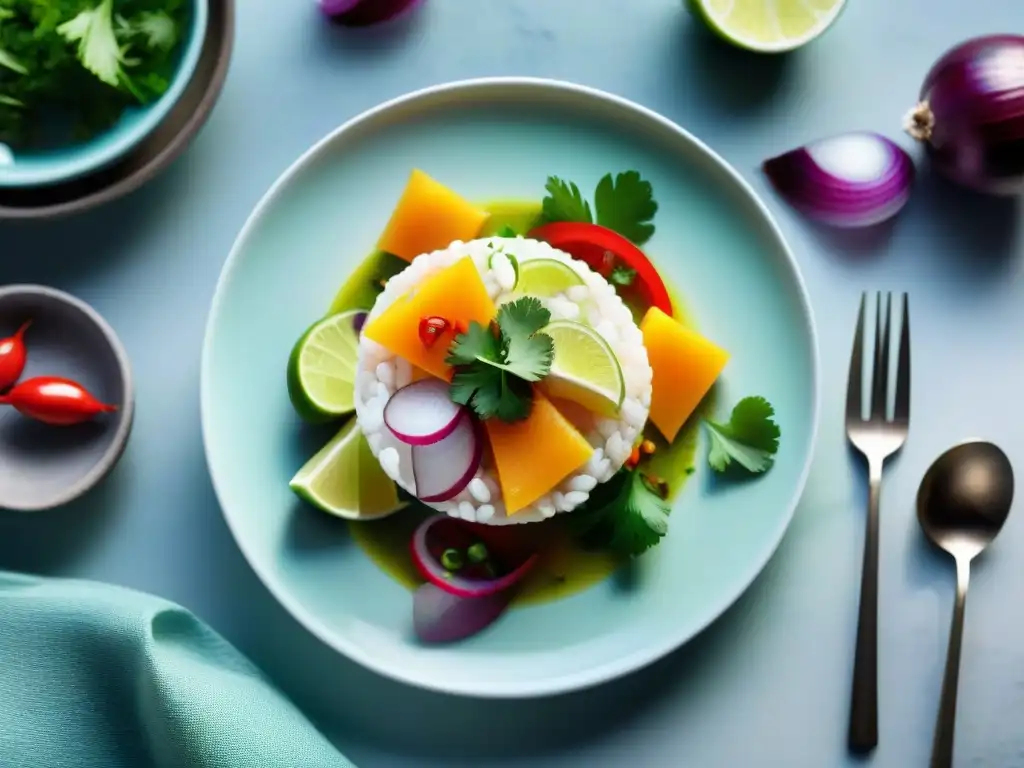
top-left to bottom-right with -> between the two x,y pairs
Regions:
570,470 -> 670,558
704,396 -> 781,474
445,320 -> 501,368
495,297 -> 552,382
542,176 -> 593,224
594,171 -> 658,246
445,298 -> 553,422
609,265 -> 636,287
57,0 -> 127,90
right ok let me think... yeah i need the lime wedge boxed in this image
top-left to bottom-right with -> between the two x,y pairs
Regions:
687,0 -> 847,53
287,310 -> 363,423
539,320 -> 625,417
514,258 -> 584,298
290,417 -> 405,519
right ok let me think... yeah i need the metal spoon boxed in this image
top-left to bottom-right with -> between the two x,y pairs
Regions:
916,440 -> 1014,768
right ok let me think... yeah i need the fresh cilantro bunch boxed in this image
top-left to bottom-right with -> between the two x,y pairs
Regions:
541,170 -> 659,245
570,469 -> 670,558
0,0 -> 185,147
704,396 -> 781,474
445,297 -> 554,423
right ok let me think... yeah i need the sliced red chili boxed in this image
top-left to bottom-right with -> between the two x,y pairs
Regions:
528,222 -> 673,317
418,316 -> 450,348
0,320 -> 31,391
0,376 -> 117,426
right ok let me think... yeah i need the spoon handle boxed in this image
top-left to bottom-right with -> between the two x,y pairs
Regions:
848,465 -> 881,753
931,558 -> 970,768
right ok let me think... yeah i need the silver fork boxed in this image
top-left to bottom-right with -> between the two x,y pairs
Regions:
845,292 -> 911,754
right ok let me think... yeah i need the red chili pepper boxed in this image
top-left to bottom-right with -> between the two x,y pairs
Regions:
418,316 -> 450,348
0,320 -> 31,391
0,376 -> 117,426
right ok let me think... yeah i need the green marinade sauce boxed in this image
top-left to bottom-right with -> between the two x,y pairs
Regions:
328,201 -> 714,606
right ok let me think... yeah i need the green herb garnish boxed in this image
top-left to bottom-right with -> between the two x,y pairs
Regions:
541,171 -> 658,245
704,396 -> 781,474
0,0 -> 185,147
594,171 -> 658,245
570,470 -> 670,558
541,176 -> 592,224
495,225 -> 517,238
609,265 -> 637,287
446,297 -> 554,422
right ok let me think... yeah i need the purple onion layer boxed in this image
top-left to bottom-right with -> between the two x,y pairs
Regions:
763,132 -> 916,228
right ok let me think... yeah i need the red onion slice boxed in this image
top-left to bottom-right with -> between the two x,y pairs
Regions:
410,414 -> 482,502
763,132 -> 915,228
384,379 -> 464,446
413,583 -> 512,644
410,514 -> 538,598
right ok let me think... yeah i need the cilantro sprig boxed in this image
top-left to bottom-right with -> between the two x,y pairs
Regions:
445,297 -> 554,422
704,396 -> 781,474
0,0 -> 185,147
570,470 -> 670,558
541,171 -> 658,246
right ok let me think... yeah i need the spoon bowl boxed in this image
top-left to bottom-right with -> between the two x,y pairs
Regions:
917,440 -> 1013,561
916,439 -> 1014,768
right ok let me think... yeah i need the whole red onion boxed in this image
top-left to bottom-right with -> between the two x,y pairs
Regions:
905,35 -> 1024,195
319,0 -> 424,26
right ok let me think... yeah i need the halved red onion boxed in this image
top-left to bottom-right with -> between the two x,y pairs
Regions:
410,514 -> 538,598
905,35 -> 1024,195
413,583 -> 512,644
384,379 -> 464,446
410,414 -> 481,502
321,0 -> 424,26
763,132 -> 915,228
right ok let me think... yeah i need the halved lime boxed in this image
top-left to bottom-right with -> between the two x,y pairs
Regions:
290,417 -> 405,520
287,310 -> 364,423
514,258 -> 585,298
539,320 -> 626,417
687,0 -> 847,53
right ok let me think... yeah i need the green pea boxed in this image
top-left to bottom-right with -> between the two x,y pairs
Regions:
467,542 -> 489,564
441,548 -> 464,571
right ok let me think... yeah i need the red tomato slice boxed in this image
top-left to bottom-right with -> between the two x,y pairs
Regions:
528,222 -> 673,317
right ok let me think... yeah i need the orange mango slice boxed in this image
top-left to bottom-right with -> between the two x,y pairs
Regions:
377,170 -> 490,262
640,307 -> 729,442
363,257 -> 496,380
484,391 -> 593,515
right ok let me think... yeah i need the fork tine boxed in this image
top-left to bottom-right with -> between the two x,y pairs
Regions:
871,292 -> 892,420
846,293 -> 866,420
893,293 -> 910,425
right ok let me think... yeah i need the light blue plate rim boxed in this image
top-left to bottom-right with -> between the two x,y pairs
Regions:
201,77 -> 822,698
0,0 -> 209,189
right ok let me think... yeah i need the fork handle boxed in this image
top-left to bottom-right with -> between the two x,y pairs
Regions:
848,462 -> 882,753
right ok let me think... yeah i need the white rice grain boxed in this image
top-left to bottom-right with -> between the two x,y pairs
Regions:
468,478 -> 491,504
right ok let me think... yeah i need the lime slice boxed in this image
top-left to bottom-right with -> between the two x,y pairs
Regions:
687,0 -> 847,53
540,320 -> 625,417
287,310 -> 364,423
290,417 -> 405,519
514,258 -> 584,298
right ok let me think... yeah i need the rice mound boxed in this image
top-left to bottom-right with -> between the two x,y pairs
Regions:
354,236 -> 653,526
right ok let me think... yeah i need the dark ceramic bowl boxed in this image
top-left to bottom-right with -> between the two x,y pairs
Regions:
0,286 -> 134,511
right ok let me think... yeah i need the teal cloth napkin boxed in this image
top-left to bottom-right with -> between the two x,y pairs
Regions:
0,571 -> 357,768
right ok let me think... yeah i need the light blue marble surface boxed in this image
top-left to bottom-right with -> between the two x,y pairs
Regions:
0,1 -> 1022,766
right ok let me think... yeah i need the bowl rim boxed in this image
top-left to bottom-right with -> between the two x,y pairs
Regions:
201,76 -> 822,698
0,284 -> 136,512
0,0 -> 233,220
0,0 -> 211,189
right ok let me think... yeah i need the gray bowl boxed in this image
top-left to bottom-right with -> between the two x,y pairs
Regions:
0,286 -> 134,511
